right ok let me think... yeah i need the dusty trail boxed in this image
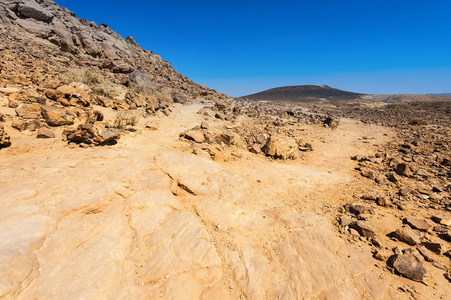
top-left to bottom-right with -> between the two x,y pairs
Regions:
0,104 -> 446,299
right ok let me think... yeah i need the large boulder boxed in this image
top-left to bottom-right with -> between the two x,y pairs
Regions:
41,105 -> 75,126
63,123 -> 120,146
262,135 -> 298,160
18,0 -> 53,22
126,69 -> 153,88
0,125 -> 11,148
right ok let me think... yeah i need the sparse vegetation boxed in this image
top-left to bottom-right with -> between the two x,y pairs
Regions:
113,111 -> 140,129
60,68 -> 120,99
130,83 -> 173,104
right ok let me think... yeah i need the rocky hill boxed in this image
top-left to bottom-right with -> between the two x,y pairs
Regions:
0,0 -> 225,99
242,85 -> 365,102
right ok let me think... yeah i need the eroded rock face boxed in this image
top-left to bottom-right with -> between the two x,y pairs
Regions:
0,125 -> 11,148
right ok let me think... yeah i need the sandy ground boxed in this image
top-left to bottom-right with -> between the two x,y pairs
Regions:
0,103 -> 449,299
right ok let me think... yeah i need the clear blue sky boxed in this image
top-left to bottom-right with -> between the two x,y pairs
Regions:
55,0 -> 451,96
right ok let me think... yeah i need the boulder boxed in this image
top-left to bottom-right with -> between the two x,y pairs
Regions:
392,226 -> 421,246
171,92 -> 188,104
18,0 -> 53,22
63,123 -> 120,146
56,82 -> 93,107
0,124 -> 11,148
391,251 -> 427,282
11,120 -> 28,131
41,106 -> 75,126
126,69 -> 153,88
16,103 -> 42,119
404,217 -> 432,232
262,135 -> 298,160
395,163 -> 412,177
324,117 -> 339,129
36,127 -> 55,138
349,220 -> 376,238
184,130 -> 205,143
344,203 -> 373,216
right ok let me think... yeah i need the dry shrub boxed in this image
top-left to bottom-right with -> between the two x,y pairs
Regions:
408,118 -> 428,125
61,68 -> 119,99
131,84 -> 172,104
113,111 -> 140,129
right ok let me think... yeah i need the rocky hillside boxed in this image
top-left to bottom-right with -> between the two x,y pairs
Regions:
0,0 -> 225,99
242,85 -> 365,102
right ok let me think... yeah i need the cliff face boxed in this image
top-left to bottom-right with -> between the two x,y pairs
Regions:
0,0 -> 220,98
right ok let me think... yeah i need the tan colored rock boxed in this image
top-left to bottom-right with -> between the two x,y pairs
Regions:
41,105 -> 75,126
36,127 -> 55,138
15,103 -> 41,119
184,129 -> 205,143
392,226 -> 421,246
404,217 -> 432,232
56,82 -> 93,107
0,125 -> 11,148
262,134 -> 298,160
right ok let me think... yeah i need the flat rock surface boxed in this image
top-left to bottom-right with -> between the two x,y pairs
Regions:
0,104 -> 450,299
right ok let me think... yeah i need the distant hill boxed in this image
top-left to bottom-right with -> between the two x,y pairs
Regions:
427,93 -> 451,97
241,85 -> 365,102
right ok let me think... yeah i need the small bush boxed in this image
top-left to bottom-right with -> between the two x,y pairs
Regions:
130,84 -> 172,104
113,111 -> 140,129
408,118 -> 428,125
61,68 -> 119,99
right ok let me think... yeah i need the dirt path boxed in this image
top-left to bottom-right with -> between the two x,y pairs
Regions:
0,104 -> 448,299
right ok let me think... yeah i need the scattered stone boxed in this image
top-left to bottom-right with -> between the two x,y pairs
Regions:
349,220 -> 376,238
11,120 -> 28,131
376,176 -> 390,185
16,103 -> 42,119
344,203 -> 373,216
63,123 -> 120,145
184,130 -> 205,143
431,213 -> 451,226
36,127 -> 55,138
399,188 -> 411,196
56,82 -> 93,107
392,226 -> 421,246
262,135 -> 298,160
404,217 -> 432,232
395,163 -> 412,177
391,250 -> 427,282
41,105 -> 75,126
417,246 -> 437,262
377,197 -> 391,207
324,117 -> 339,129
387,172 -> 400,183
422,241 -> 445,255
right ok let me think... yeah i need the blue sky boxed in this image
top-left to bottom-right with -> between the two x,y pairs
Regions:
55,0 -> 451,96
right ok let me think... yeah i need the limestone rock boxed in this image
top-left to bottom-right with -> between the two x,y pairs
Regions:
41,105 -> 75,126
